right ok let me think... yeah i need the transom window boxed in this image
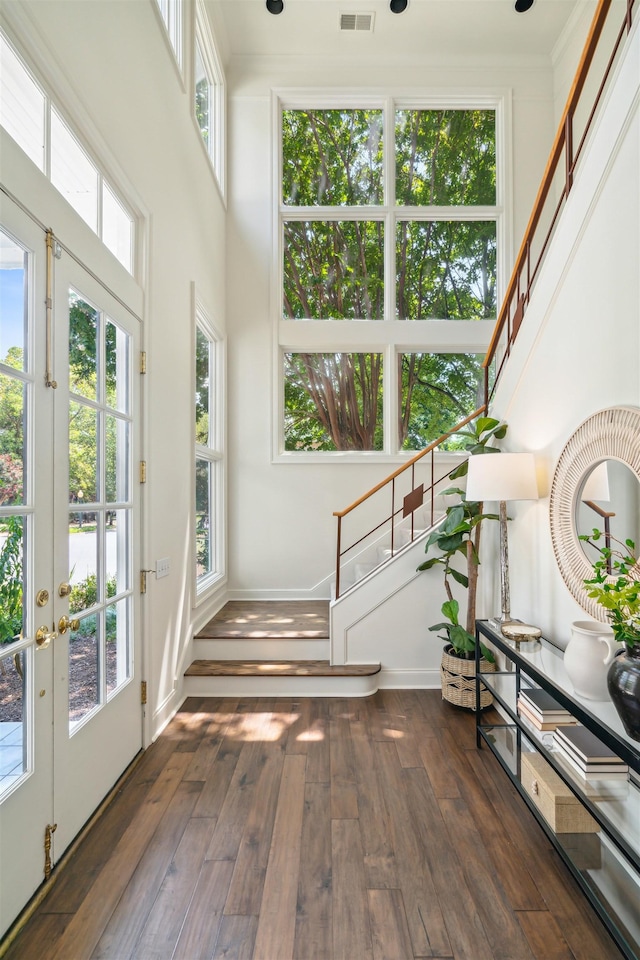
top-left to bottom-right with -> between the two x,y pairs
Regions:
278,99 -> 503,454
0,30 -> 134,274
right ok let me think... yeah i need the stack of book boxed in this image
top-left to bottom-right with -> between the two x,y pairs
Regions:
517,687 -> 578,731
553,725 -> 629,781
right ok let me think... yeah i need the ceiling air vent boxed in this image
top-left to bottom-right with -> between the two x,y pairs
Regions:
340,12 -> 375,32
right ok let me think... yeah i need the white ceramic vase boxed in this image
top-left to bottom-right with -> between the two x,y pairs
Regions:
564,620 -> 621,701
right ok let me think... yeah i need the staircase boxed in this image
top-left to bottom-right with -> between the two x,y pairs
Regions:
183,600 -> 381,697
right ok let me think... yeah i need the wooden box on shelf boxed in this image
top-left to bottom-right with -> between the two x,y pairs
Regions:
521,751 -> 598,834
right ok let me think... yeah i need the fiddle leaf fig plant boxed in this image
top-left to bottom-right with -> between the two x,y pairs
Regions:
418,416 -> 508,663
579,529 -> 640,652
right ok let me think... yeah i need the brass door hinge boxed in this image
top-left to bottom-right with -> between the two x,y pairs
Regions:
140,461 -> 147,484
140,569 -> 153,594
141,680 -> 147,705
140,351 -> 147,374
44,823 -> 57,880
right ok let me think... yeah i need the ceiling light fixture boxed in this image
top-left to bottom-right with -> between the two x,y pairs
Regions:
266,0 -> 284,14
390,0 -> 408,12
514,0 -> 535,11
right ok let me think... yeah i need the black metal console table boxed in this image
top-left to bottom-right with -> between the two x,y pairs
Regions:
475,619 -> 640,960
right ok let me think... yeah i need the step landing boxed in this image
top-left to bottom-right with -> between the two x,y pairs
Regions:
183,659 -> 381,697
189,601 -> 380,696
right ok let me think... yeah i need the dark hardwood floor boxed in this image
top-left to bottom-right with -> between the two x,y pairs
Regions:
3,692 -> 621,960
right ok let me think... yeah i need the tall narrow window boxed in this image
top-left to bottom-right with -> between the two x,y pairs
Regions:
154,0 -> 183,69
194,0 -> 225,192
195,309 -> 224,594
279,100 -> 501,454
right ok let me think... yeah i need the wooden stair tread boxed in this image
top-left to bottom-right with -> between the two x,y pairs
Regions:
184,659 -> 381,678
196,600 -> 330,640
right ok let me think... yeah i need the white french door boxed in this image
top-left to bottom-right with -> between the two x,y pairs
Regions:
51,251 -> 142,855
0,197 -> 143,935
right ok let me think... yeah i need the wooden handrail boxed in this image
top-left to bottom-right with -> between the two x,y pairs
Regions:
333,0 -> 635,598
333,405 -> 486,519
333,405 -> 487,598
484,0 -> 632,377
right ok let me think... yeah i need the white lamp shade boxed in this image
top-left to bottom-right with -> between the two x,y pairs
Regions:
465,452 -> 538,502
580,461 -> 610,502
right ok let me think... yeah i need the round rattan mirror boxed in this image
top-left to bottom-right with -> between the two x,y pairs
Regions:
549,406 -> 640,620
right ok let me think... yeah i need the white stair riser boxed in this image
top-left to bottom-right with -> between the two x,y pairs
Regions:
193,638 -> 330,661
183,673 -> 380,698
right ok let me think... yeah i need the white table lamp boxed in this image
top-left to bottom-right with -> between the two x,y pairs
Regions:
465,452 -> 538,623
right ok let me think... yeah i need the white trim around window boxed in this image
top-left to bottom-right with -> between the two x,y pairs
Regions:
193,290 -> 226,601
193,0 -> 226,199
271,89 -> 512,462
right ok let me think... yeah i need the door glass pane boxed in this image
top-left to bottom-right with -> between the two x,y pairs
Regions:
106,508 -> 129,597
68,615 -> 99,727
69,511 -> 98,609
105,416 -> 129,504
105,318 -> 129,413
0,648 -> 27,795
0,230 -> 27,364
69,291 -> 98,400
69,403 -> 98,504
195,459 -> 212,580
0,516 -> 24,643
106,597 -> 130,696
0,376 -> 25,506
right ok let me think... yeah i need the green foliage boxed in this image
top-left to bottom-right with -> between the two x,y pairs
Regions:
284,220 -> 384,321
69,572 -> 117,615
281,108 -> 497,452
580,529 -> 640,651
418,416 -> 508,662
395,109 -> 496,206
195,329 -> 211,446
0,350 -> 25,463
399,353 -> 484,450
0,453 -> 23,505
0,515 -> 23,645
428,598 -> 476,658
396,221 -> 496,322
283,109 -> 383,206
284,353 -> 383,451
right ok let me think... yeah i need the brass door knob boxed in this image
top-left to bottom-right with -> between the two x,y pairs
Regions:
35,626 -> 58,649
58,615 -> 80,635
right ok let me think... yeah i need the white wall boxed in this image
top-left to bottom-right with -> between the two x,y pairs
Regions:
226,55 -> 559,602
2,0 -> 227,736
488,17 -> 640,649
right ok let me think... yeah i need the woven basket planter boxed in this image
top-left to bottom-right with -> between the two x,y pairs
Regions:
440,644 -> 496,711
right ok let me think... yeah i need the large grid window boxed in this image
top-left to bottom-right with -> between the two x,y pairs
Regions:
279,100 -> 502,454
195,308 -> 224,595
194,0 -> 225,193
0,30 -> 134,273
